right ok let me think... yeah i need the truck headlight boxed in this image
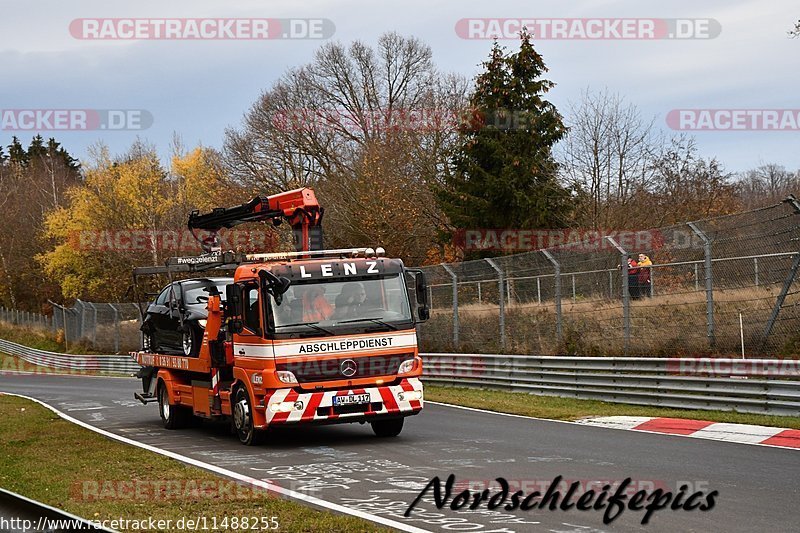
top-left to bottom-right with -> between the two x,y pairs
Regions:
276,371 -> 298,384
197,319 -> 207,328
398,359 -> 417,374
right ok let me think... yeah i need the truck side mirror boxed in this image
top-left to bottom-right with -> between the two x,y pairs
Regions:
408,269 -> 430,322
225,283 -> 244,334
259,270 -> 292,304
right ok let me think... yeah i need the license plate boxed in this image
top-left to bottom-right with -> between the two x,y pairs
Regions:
333,393 -> 371,406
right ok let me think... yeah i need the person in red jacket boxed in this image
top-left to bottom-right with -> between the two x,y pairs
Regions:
627,256 -> 641,299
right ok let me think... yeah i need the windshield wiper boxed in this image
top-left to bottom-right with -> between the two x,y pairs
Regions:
334,317 -> 399,330
274,322 -> 334,335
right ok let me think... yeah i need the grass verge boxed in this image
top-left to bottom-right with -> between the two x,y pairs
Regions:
0,395 -> 385,532
425,384 -> 800,430
0,321 -> 99,354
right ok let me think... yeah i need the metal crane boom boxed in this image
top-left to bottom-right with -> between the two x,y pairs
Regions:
188,188 -> 324,252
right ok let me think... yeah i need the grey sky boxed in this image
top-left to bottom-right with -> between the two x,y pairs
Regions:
1,0 -> 797,172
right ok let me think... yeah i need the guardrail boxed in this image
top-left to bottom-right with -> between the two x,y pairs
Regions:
0,339 -> 140,374
3,338 -> 798,416
422,353 -> 800,416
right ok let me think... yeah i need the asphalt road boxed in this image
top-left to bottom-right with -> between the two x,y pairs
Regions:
1,373 -> 798,533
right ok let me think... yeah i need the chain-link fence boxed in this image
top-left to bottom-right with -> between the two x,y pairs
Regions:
419,197 -> 800,357
1,301 -> 142,353
3,198 -> 800,357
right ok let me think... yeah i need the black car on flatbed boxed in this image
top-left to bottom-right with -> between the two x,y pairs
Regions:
140,277 -> 232,356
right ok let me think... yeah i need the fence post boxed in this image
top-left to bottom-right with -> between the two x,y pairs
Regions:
110,303 -> 121,354
441,264 -> 459,349
605,236 -> 630,356
688,222 -> 715,348
754,257 -> 759,287
541,250 -> 562,343
86,302 -> 98,349
761,252 -> 800,352
571,274 -> 576,303
650,265 -> 655,297
48,300 -> 69,351
536,277 -> 541,304
484,258 -> 505,351
75,299 -> 85,341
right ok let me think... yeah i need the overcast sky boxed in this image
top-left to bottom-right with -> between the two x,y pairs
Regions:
1,0 -> 798,172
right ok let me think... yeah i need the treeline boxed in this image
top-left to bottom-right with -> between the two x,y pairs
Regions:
2,31 -> 798,311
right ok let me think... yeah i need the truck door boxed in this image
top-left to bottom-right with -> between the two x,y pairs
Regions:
232,280 -> 273,359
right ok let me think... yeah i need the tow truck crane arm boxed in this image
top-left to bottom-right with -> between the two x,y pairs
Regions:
188,188 -> 324,252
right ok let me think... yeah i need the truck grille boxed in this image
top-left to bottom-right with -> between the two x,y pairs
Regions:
278,354 -> 408,383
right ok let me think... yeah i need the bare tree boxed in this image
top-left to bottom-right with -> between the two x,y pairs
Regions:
644,135 -> 739,225
224,32 -> 468,262
559,89 -> 660,229
738,164 -> 799,209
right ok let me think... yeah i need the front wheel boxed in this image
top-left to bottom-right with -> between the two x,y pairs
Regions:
158,383 -> 191,429
232,387 -> 262,445
371,417 -> 404,437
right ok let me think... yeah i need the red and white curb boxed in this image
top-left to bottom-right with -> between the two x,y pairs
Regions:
577,416 -> 800,449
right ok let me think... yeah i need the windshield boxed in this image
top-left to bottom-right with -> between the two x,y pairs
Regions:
270,274 -> 412,332
181,280 -> 230,305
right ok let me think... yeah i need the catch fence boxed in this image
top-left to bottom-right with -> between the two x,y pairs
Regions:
419,197 -> 800,357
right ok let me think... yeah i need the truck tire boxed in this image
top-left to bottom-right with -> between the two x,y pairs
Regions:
371,417 -> 404,437
158,382 -> 191,429
232,387 -> 263,445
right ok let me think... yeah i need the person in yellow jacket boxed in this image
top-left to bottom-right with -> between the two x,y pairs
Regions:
637,253 -> 653,297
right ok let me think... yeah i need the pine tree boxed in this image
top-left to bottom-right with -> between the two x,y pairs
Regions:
437,30 -> 572,244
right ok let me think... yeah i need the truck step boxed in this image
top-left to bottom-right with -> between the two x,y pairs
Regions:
134,392 -> 158,405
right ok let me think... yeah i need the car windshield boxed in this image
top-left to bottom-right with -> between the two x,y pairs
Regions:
181,280 -> 230,305
270,274 -> 412,332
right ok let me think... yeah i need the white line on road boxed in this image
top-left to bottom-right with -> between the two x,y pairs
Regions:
1,392 -> 432,533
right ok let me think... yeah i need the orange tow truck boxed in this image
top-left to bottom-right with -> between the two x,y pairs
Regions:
131,188 -> 429,444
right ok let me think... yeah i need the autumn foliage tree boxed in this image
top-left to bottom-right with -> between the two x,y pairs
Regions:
0,136 -> 81,310
38,142 -> 247,301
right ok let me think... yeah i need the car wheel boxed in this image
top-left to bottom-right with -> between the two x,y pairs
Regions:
232,387 -> 262,446
182,324 -> 202,357
158,382 -> 190,429
371,417 -> 404,437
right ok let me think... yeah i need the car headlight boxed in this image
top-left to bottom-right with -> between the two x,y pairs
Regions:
197,319 -> 207,328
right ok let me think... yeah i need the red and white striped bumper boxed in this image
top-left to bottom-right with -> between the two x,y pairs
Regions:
260,378 -> 423,426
